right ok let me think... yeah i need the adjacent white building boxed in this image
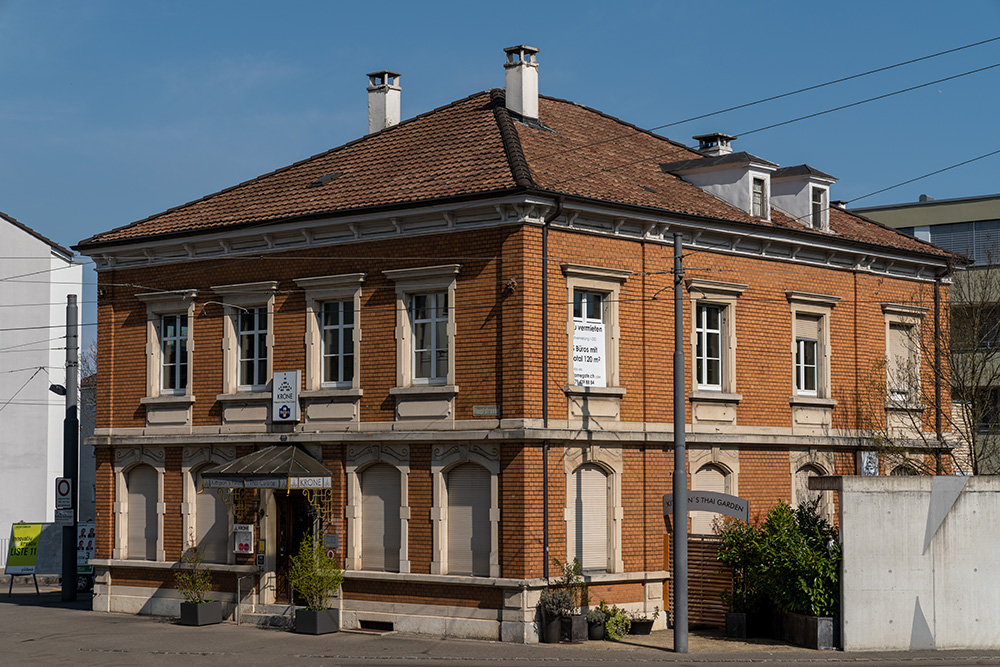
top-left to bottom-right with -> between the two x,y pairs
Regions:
0,212 -> 82,549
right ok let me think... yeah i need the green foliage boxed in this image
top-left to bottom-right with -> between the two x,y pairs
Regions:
603,605 -> 631,641
174,545 -> 213,604
288,531 -> 344,611
586,603 -> 607,624
539,588 -> 573,618
717,499 -> 841,617
627,605 -> 660,621
554,557 -> 589,613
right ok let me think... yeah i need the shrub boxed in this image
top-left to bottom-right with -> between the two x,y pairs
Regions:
288,531 -> 344,611
174,545 -> 213,604
604,605 -> 631,641
539,588 -> 573,618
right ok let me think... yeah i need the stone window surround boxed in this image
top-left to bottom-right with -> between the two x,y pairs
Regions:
688,445 -> 740,497
345,443 -> 411,573
789,448 -> 836,519
212,281 -> 279,396
181,446 -> 237,565
687,278 -> 747,400
787,291 -> 841,405
294,273 -> 366,393
136,290 -> 197,402
383,265 -> 460,390
563,444 -> 624,574
113,446 -> 166,561
561,263 -> 631,393
882,303 -> 929,409
430,444 -> 500,578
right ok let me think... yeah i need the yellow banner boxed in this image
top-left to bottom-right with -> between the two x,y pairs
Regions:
5,523 -> 42,575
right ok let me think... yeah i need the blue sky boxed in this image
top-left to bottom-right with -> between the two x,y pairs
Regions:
2,0 -> 999,345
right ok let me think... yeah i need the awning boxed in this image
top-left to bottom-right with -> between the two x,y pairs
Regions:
201,445 -> 332,490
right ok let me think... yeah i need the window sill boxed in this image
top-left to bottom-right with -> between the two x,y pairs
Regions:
91,558 -> 257,573
689,390 -> 743,403
563,385 -> 626,398
390,384 -> 459,397
789,396 -> 837,408
301,387 -> 364,399
885,401 -> 926,412
140,394 -> 195,406
216,391 -> 271,403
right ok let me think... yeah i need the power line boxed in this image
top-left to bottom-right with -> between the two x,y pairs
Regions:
0,367 -> 45,415
846,148 -> 1000,205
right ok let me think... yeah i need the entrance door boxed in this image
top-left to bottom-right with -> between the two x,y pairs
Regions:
274,491 -> 314,604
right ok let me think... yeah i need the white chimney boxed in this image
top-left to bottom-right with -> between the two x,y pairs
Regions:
367,70 -> 401,134
693,133 -> 735,157
504,45 -> 539,120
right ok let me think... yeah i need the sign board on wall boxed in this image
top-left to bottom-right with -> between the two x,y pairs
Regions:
234,524 -> 254,554
662,491 -> 749,523
272,370 -> 300,423
572,322 -> 606,387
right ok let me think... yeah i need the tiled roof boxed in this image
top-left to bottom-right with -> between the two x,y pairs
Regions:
75,89 -> 952,259
772,164 -> 837,181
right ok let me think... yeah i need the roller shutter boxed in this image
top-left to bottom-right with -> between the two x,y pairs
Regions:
361,463 -> 401,572
447,464 -> 490,576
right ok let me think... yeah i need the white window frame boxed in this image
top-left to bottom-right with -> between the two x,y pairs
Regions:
751,176 -> 769,219
563,445 -> 623,574
212,281 -> 278,395
688,279 -> 747,397
787,291 -> 840,402
430,444 -> 499,577
695,304 -> 724,391
562,263 -> 630,389
137,290 -> 197,400
237,306 -> 269,390
409,292 -> 450,384
383,265 -> 460,389
345,443 -> 410,573
810,186 -> 828,229
112,446 -> 166,561
295,273 -> 365,392
882,303 -> 928,407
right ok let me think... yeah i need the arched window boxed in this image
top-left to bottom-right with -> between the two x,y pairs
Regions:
446,463 -> 490,576
127,464 -> 158,561
692,464 -> 727,534
193,466 -> 229,563
361,463 -> 401,572
793,464 -> 823,509
891,464 -> 919,476
568,464 -> 609,572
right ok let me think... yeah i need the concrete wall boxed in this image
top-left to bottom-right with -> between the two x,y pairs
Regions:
816,475 -> 1000,650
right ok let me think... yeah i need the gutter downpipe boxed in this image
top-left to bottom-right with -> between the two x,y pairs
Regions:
541,196 -> 563,583
934,272 -> 943,474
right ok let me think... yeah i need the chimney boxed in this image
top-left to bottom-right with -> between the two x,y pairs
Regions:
693,133 -> 735,157
367,70 -> 401,134
504,45 -> 539,120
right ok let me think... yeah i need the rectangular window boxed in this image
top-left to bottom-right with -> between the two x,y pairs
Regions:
887,322 -> 916,402
975,387 -> 1000,433
321,300 -> 354,386
411,292 -> 448,383
160,314 -> 188,393
572,291 -> 606,387
795,314 -> 820,396
238,307 -> 268,389
811,187 -> 825,228
752,178 -> 766,218
696,304 -> 723,390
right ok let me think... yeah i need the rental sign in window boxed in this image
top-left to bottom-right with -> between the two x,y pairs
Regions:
573,320 -> 606,387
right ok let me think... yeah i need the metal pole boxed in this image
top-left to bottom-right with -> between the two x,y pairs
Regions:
672,233 -> 688,652
61,294 -> 79,601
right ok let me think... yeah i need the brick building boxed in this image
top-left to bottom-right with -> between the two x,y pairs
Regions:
75,47 -> 953,641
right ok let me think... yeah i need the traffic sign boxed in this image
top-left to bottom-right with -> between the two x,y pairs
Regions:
55,478 -> 73,509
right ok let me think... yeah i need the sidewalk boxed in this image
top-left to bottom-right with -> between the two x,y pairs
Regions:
2,585 -> 999,667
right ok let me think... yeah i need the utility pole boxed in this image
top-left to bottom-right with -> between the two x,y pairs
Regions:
672,233 -> 688,653
61,294 -> 79,601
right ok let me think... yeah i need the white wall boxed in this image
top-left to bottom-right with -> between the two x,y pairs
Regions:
819,475 -> 1000,650
0,219 -> 82,543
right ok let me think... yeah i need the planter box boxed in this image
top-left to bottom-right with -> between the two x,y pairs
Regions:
180,600 -> 222,627
725,612 -> 747,639
561,614 -> 587,642
541,615 -> 561,644
629,619 -> 654,635
295,608 -> 340,635
782,612 -> 838,650
588,620 -> 605,641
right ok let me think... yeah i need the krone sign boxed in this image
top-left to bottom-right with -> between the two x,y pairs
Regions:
272,370 -> 300,423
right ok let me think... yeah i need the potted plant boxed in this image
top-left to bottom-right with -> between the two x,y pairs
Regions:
555,558 -> 588,642
586,603 -> 608,640
174,545 -> 222,626
603,605 -> 631,641
288,531 -> 345,635
627,606 -> 659,635
538,588 -> 571,643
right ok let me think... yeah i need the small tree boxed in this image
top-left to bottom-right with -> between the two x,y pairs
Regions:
288,531 -> 344,611
174,545 -> 213,604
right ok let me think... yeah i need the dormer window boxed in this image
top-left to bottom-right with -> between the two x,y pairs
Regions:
752,178 -> 767,218
811,187 -> 827,229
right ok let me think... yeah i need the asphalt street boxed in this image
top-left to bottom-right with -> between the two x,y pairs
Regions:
2,582 -> 999,667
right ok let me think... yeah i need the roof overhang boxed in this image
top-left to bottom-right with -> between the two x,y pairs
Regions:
201,445 -> 331,490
